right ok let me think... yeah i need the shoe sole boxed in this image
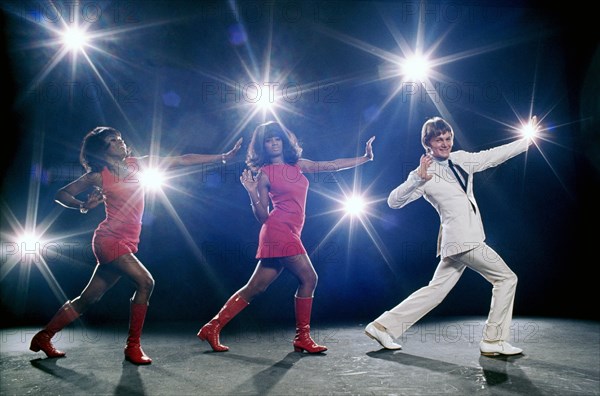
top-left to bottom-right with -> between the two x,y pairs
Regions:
124,356 -> 152,365
480,351 -> 523,357
480,351 -> 500,356
294,346 -> 328,353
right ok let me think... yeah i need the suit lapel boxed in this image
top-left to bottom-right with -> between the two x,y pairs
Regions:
453,163 -> 470,188
430,161 -> 467,193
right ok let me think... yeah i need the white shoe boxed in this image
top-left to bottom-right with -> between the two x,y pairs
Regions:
365,322 -> 402,350
480,340 -> 523,356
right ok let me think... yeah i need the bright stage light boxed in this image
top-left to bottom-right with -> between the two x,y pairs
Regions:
343,196 -> 366,216
139,168 -> 165,190
17,232 -> 41,249
256,93 -> 275,111
520,118 -> 539,139
16,232 -> 43,262
401,55 -> 430,81
61,27 -> 89,52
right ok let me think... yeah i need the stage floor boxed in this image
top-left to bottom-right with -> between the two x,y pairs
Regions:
1,317 -> 598,395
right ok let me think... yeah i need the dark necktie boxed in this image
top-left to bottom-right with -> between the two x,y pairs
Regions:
448,159 -> 476,213
448,160 -> 467,192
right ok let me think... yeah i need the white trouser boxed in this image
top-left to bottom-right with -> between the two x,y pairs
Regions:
376,244 -> 517,342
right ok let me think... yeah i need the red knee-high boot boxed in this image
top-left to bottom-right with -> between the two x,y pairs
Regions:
197,293 -> 249,352
293,296 -> 327,353
30,301 -> 80,358
124,300 -> 152,365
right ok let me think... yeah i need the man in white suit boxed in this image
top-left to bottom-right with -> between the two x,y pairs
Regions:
365,116 -> 536,356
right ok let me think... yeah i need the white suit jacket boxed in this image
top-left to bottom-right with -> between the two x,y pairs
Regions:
388,137 -> 531,258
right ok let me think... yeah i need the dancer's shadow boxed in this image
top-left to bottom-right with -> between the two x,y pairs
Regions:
229,351 -> 309,395
478,354 -> 543,394
367,350 -> 544,395
114,360 -> 146,396
30,358 -> 109,393
478,354 -> 514,386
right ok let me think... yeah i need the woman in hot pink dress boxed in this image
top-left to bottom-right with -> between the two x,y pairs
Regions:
198,121 -> 375,353
30,126 -> 242,365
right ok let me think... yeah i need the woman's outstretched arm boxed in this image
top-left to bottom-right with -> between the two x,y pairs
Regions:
298,136 -> 375,173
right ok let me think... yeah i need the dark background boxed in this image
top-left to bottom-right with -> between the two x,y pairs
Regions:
1,0 -> 597,327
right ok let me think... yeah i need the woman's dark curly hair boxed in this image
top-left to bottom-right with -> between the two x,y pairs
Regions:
246,121 -> 302,171
79,126 -> 129,173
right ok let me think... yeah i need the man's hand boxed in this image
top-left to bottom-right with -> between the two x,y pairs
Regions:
417,154 -> 433,181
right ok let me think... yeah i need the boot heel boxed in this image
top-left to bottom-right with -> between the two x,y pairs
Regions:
29,331 -> 66,357
294,346 -> 304,353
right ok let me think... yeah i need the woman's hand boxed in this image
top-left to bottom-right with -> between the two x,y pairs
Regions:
526,115 -> 540,139
223,138 -> 244,162
240,169 -> 258,192
417,154 -> 433,181
82,187 -> 104,212
365,136 -> 376,160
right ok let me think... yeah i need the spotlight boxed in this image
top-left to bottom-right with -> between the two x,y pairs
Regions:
16,232 -> 43,262
139,168 -> 165,190
343,195 -> 366,216
256,92 -> 275,111
61,27 -> 89,52
401,55 -> 430,81
17,232 -> 41,249
520,116 -> 539,139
